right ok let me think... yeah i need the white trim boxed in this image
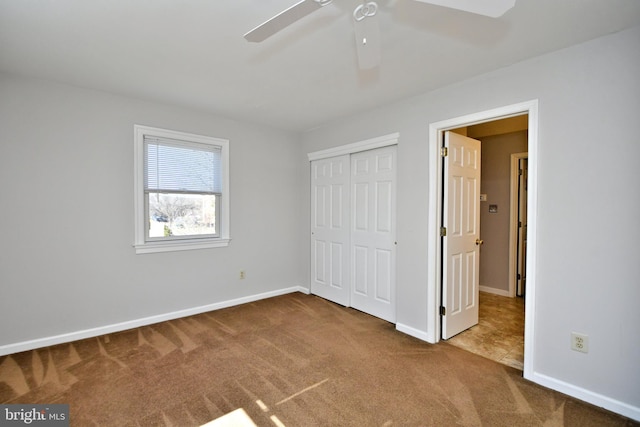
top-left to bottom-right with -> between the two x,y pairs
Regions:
0,286 -> 308,356
523,103 -> 538,380
509,152 -> 528,298
134,238 -> 231,254
307,132 -> 399,161
133,125 -> 230,254
479,286 -> 511,297
427,100 -> 539,380
530,372 -> 640,422
297,286 -> 311,295
396,323 -> 431,342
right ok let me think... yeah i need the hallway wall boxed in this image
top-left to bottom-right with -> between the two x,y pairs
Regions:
478,130 -> 528,295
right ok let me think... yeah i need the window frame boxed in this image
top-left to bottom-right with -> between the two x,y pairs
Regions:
134,125 -> 230,254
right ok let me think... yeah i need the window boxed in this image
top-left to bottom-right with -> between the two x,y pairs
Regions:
134,125 -> 229,253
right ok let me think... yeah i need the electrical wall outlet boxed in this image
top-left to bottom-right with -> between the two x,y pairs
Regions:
239,270 -> 246,279
571,332 -> 588,353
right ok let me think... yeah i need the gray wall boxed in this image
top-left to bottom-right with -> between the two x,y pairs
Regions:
0,73 -> 308,346
301,26 -> 640,415
479,130 -> 528,294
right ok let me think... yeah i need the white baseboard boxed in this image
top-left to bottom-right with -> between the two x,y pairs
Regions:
396,323 -> 436,344
479,286 -> 511,297
529,371 -> 640,422
0,285 -> 308,356
297,286 -> 311,295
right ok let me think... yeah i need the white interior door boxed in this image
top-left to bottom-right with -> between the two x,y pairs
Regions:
442,132 -> 481,339
310,155 -> 350,306
350,146 -> 397,323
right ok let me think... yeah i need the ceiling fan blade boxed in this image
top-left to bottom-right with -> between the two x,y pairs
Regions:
354,12 -> 381,69
412,0 -> 516,18
244,0 -> 327,43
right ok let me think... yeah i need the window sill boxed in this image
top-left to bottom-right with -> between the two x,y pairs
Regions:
134,238 -> 230,254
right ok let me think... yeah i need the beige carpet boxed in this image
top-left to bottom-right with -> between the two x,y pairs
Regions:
1,293 -> 637,426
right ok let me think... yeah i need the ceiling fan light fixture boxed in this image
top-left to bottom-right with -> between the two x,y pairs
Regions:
353,1 -> 378,22
244,0 -> 516,68
353,6 -> 381,69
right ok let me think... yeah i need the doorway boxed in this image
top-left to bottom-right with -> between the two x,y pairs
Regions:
442,118 -> 528,369
427,100 -> 538,380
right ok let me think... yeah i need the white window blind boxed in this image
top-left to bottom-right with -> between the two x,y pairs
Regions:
144,136 -> 222,195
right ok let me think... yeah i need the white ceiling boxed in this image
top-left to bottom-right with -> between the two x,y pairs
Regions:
1,0 -> 640,132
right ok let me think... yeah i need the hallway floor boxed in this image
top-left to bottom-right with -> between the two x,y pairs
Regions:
446,292 -> 525,370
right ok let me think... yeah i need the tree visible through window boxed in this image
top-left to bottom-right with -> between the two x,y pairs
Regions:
134,126 -> 229,253
148,193 -> 217,238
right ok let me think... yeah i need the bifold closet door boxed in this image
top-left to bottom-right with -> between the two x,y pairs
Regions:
310,155 -> 350,306
350,146 -> 397,323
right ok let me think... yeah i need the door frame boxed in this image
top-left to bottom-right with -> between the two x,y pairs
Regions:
427,100 -> 538,380
509,152 -> 528,298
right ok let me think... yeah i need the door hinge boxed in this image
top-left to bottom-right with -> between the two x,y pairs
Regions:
440,227 -> 447,237
440,147 -> 448,157
519,168 -> 523,176
517,273 -> 521,280
440,306 -> 446,316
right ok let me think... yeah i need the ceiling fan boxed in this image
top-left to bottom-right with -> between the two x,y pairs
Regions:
244,0 -> 516,69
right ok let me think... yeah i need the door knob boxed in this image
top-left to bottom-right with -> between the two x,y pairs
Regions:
476,239 -> 484,246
